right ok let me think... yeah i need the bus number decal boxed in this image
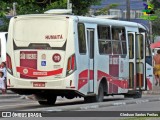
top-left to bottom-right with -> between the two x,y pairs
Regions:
52,53 -> 61,63
109,57 -> 119,64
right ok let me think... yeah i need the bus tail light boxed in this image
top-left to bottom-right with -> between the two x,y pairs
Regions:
6,53 -> 13,75
66,54 -> 76,76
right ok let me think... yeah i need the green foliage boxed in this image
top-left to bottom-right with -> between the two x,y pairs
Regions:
151,0 -> 160,10
71,0 -> 101,15
0,0 -> 101,31
0,17 -> 10,32
145,1 -> 160,36
152,8 -> 160,36
16,2 -> 43,15
45,0 -> 67,11
94,3 -> 119,15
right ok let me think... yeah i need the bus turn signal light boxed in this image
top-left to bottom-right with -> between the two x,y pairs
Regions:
6,54 -> 13,75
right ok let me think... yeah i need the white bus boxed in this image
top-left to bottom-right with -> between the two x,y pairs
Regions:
0,32 -> 7,63
7,14 -> 153,105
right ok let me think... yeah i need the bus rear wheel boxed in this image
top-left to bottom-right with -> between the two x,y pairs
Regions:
124,91 -> 142,99
94,83 -> 104,102
84,83 -> 104,103
133,91 -> 142,99
38,96 -> 57,105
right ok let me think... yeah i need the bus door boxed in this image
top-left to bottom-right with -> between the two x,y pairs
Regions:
128,32 -> 146,90
87,28 -> 95,93
136,33 -> 146,90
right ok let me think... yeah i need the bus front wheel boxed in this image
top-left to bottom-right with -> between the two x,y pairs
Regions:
38,96 -> 57,105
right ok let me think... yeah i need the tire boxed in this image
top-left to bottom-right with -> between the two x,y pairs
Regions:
38,96 -> 57,105
84,83 -> 104,103
94,83 -> 104,102
124,91 -> 142,99
133,91 -> 142,99
84,97 -> 92,103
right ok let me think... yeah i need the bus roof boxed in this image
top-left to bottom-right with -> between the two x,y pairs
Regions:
12,14 -> 145,30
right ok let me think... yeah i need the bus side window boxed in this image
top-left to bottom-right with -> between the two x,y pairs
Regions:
103,42 -> 112,54
121,32 -> 127,54
122,42 -> 127,54
78,23 -> 86,54
112,27 -> 126,55
113,42 -> 122,54
97,25 -> 111,54
112,31 -> 119,40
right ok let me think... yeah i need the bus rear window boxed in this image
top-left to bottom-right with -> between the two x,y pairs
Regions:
14,18 -> 67,42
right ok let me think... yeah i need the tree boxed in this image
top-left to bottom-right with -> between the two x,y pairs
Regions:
44,0 -> 102,15
149,0 -> 160,37
151,0 -> 160,10
0,0 -> 101,31
71,0 -> 101,15
0,0 -> 43,31
94,4 -> 119,15
152,8 -> 160,36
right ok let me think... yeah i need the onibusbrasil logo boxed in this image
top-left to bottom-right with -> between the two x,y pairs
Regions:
140,2 -> 157,20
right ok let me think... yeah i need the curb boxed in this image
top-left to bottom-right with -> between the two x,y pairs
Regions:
25,96 -> 160,112
0,90 -> 15,94
0,94 -> 20,99
143,91 -> 160,95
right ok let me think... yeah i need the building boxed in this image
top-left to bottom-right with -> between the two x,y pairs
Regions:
90,0 -> 150,35
91,0 -> 147,19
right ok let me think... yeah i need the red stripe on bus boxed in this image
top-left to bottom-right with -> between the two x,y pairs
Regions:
16,67 -> 63,77
98,70 -> 128,89
78,70 -> 128,90
78,79 -> 88,90
79,70 -> 94,80
79,70 -> 88,78
78,70 -> 94,90
147,78 -> 152,90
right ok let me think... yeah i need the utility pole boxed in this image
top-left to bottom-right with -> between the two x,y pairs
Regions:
67,0 -> 72,13
67,0 -> 72,9
13,2 -> 17,16
67,0 -> 70,9
126,0 -> 130,21
147,0 -> 153,43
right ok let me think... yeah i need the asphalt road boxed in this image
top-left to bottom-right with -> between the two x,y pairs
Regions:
0,95 -> 160,120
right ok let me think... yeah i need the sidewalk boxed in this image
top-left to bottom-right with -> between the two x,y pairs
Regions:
0,90 -> 20,99
0,90 -> 15,94
143,85 -> 160,95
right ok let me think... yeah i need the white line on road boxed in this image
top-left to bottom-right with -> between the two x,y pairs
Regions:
113,102 -> 126,106
135,100 -> 149,104
80,105 -> 99,110
0,102 -> 37,108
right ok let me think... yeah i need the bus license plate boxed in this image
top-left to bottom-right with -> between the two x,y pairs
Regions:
33,82 -> 45,87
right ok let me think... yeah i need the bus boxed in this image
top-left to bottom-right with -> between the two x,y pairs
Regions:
6,13 -> 153,105
0,32 -> 7,63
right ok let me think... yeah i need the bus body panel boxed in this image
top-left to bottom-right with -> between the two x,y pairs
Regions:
7,14 -> 153,99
